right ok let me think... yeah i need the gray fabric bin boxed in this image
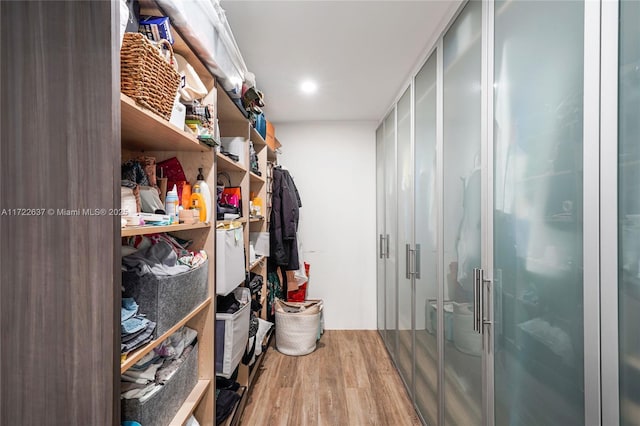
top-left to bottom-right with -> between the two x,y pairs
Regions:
123,260 -> 208,337
122,343 -> 198,426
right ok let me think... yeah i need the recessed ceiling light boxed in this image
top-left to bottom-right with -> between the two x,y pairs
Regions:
300,80 -> 318,94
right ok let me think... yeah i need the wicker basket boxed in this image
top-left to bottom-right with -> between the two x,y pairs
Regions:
120,32 -> 181,120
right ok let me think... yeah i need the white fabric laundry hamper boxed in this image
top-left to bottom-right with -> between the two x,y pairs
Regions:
215,287 -> 250,378
216,223 -> 245,296
275,299 -> 323,356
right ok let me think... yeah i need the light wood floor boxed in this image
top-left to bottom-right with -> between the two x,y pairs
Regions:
239,330 -> 421,426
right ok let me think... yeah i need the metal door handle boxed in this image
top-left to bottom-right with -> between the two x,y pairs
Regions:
414,244 -> 421,279
379,234 -> 385,259
385,234 -> 390,258
406,244 -> 412,279
473,268 -> 481,333
478,268 -> 484,335
482,274 -> 492,327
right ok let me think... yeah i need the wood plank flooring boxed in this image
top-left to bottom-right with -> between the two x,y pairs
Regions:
239,330 -> 421,426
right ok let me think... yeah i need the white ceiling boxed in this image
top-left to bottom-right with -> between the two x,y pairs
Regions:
221,0 -> 459,123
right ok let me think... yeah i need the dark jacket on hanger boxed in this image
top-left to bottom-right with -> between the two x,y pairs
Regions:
270,167 -> 302,270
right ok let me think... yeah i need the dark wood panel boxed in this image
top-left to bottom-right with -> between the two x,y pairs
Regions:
0,2 -> 119,424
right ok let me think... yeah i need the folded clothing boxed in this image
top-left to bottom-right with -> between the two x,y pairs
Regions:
122,239 -> 190,277
121,315 -> 149,335
121,327 -> 198,400
121,297 -> 139,322
121,321 -> 156,354
154,326 -> 198,359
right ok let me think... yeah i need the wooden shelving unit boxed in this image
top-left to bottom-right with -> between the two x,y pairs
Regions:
121,222 -> 211,237
249,256 -> 266,271
121,94 -> 210,153
213,79 -> 276,424
249,126 -> 267,149
120,298 -> 212,373
169,380 -> 211,426
250,171 -> 266,184
217,152 -> 247,173
120,4 -> 281,424
120,5 -> 220,423
218,87 -> 248,124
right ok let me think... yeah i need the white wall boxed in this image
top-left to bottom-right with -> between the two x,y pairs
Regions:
275,121 -> 377,329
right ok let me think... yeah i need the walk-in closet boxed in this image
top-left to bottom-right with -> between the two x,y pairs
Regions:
1,1 -> 639,425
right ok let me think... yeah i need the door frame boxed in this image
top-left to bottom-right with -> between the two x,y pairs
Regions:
600,0 -> 620,424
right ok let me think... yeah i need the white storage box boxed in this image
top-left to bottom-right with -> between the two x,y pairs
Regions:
215,287 -> 250,378
275,299 -> 323,356
216,225 -> 245,296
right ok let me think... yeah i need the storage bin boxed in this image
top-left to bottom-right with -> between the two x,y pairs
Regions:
122,260 -> 208,337
275,299 -> 323,356
254,113 -> 266,139
216,226 -> 245,296
216,287 -> 251,378
122,342 -> 198,425
120,32 -> 181,120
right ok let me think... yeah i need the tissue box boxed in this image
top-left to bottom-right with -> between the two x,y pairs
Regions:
139,16 -> 174,44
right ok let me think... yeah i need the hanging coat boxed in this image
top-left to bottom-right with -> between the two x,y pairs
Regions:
270,168 -> 302,270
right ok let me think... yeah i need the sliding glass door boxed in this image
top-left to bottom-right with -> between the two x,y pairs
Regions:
619,1 -> 640,424
397,86 -> 414,394
377,124 -> 386,339
442,2 -> 483,424
414,50 -> 439,426
384,109 -> 398,358
493,0 -> 585,424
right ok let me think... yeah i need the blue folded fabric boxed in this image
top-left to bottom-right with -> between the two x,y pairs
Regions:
121,297 -> 139,322
121,315 -> 149,335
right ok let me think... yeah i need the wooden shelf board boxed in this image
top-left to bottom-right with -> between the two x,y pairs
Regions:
250,256 -> 266,271
217,152 -> 247,173
121,94 -> 210,153
121,222 -> 211,237
218,86 -> 247,124
249,217 -> 264,223
249,126 -> 267,149
121,298 -> 212,373
267,147 -> 277,161
169,380 -> 211,426
249,172 -> 266,184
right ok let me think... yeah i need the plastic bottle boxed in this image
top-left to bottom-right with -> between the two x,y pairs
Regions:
165,184 -> 179,224
190,184 -> 207,223
195,167 -> 212,223
181,182 -> 192,208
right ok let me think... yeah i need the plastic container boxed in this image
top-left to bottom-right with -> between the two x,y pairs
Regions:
195,168 -> 212,223
190,185 -> 207,223
165,185 -> 179,224
181,182 -> 192,208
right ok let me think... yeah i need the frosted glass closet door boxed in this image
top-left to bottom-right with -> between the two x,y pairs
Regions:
376,124 -> 386,336
493,1 -> 585,424
619,1 -> 640,423
384,109 -> 398,358
396,87 -> 414,393
442,1 -> 482,424
414,50 -> 438,425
